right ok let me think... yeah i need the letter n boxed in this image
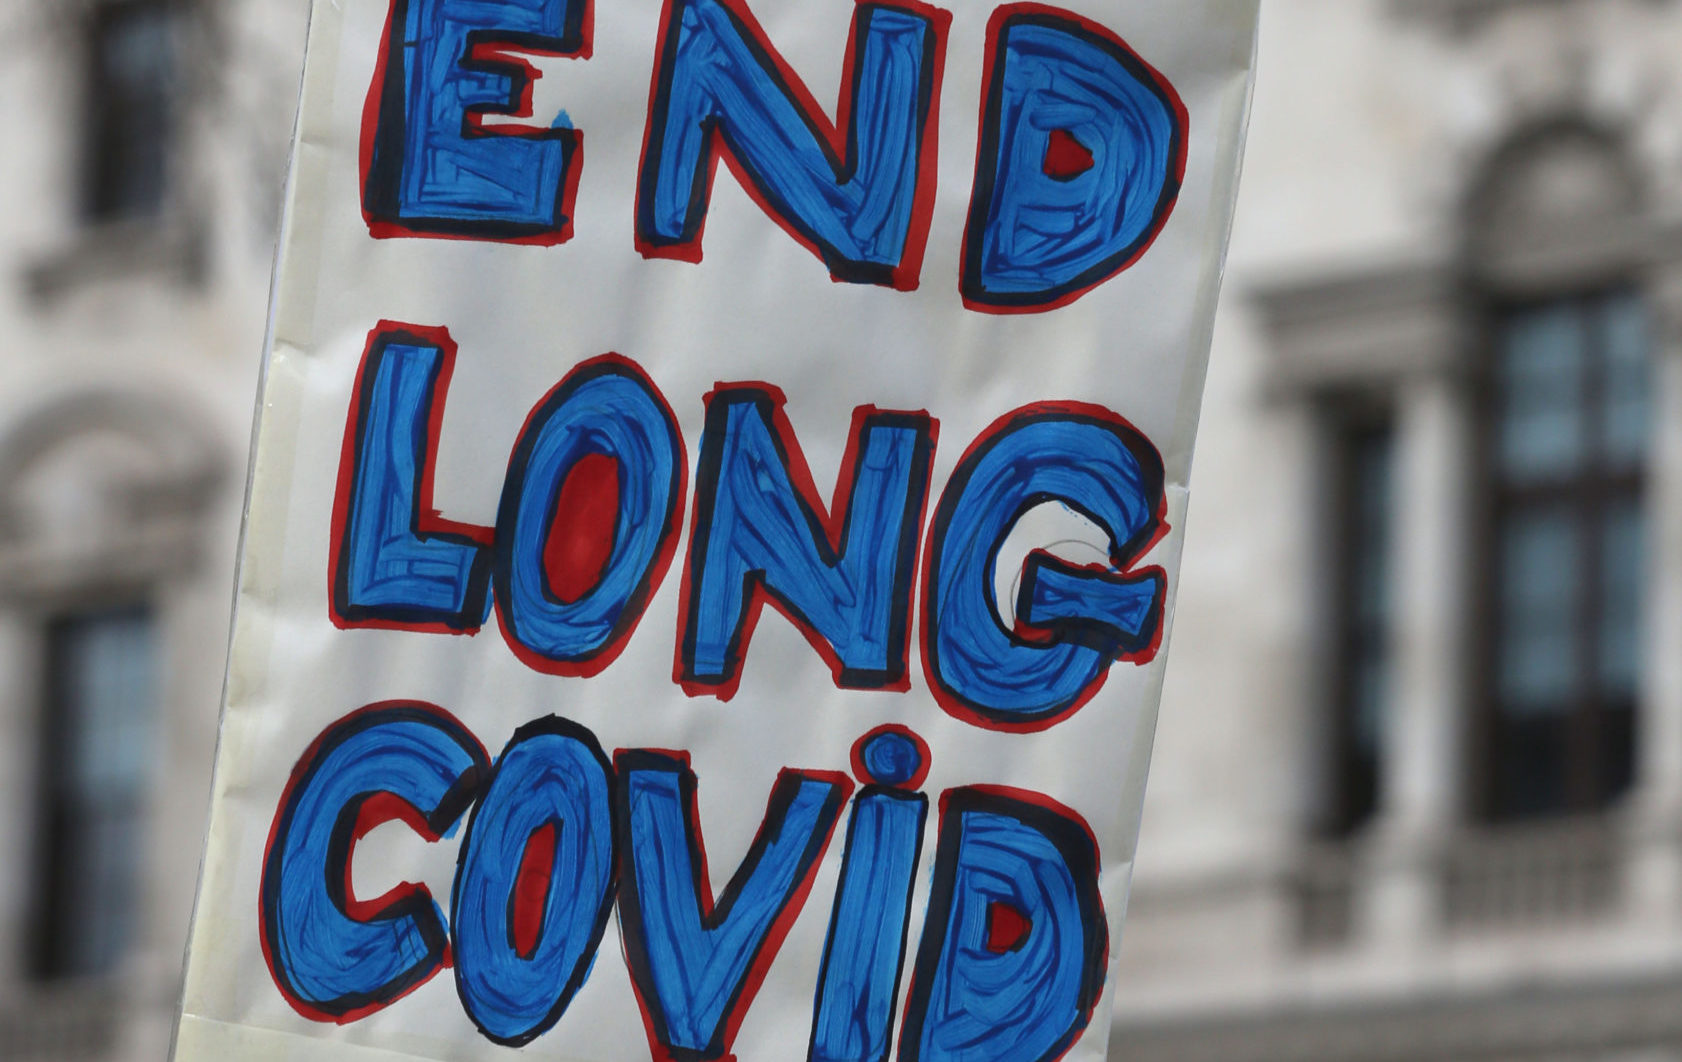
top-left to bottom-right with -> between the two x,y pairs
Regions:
678,388 -> 935,699
636,0 -> 948,288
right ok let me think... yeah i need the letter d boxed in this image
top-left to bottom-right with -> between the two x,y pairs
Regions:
960,6 -> 1187,313
898,787 -> 1107,1062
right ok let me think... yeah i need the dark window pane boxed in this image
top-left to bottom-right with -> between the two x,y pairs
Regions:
1494,714 -> 1570,821
30,607 -> 158,981
1497,305 -> 1587,484
1496,505 -> 1579,713
1329,424 -> 1393,835
1349,646 -> 1386,758
1599,497 -> 1643,698
1600,293 -> 1650,467
1598,704 -> 1636,808
84,3 -> 175,221
1348,431 -> 1392,757
1351,436 -> 1392,633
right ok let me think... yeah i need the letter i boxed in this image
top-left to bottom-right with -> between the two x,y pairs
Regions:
808,727 -> 931,1062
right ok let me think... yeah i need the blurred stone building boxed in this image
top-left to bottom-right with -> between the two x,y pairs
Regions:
0,0 -> 301,1057
1116,1 -> 1682,1059
4,0 -> 1682,1060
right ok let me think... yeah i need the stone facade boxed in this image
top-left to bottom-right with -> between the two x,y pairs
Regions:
1115,1 -> 1682,1058
0,0 -> 302,1057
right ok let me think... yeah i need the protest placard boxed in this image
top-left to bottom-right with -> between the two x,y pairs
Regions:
171,1 -> 1258,1059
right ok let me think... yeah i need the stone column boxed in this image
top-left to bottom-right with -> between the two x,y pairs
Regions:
1358,368 -> 1473,950
1626,263 -> 1682,927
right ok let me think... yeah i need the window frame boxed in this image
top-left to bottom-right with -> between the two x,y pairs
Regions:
1470,280 -> 1648,822
26,599 -> 160,983
79,0 -> 179,225
1319,397 -> 1398,837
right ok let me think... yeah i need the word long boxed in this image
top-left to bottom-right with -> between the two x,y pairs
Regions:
361,0 -> 1187,312
331,322 -> 1168,732
261,708 -> 1108,1061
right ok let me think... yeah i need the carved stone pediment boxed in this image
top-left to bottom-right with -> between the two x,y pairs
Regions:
0,389 -> 225,598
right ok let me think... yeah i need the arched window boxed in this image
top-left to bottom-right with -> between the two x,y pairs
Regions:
0,389 -> 222,979
1468,122 -> 1649,821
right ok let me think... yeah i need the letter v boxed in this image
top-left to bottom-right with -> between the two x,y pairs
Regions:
616,751 -> 851,1062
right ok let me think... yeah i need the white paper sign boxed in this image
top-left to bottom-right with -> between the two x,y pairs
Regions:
173,1 -> 1257,1059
